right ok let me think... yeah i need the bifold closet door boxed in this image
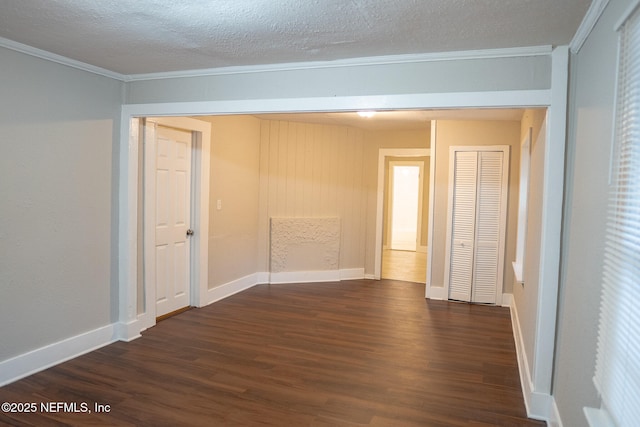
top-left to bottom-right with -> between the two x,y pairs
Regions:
446,148 -> 508,304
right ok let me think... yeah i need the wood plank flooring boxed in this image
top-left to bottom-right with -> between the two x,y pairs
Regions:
0,279 -> 543,426
381,249 -> 427,283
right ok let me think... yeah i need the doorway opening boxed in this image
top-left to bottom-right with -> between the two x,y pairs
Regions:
375,149 -> 430,284
383,161 -> 427,283
389,162 -> 422,251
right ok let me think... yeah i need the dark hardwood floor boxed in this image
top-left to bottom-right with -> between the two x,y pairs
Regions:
0,279 -> 544,426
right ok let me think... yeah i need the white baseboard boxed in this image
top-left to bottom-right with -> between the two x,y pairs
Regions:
340,268 -> 365,280
426,285 -> 446,300
0,324 -> 117,387
501,293 -> 513,308
364,274 -> 376,280
206,272 -> 263,305
206,269 -> 367,304
549,397 -> 564,427
115,319 -> 143,342
510,298 -> 552,422
269,268 -> 365,284
256,271 -> 270,284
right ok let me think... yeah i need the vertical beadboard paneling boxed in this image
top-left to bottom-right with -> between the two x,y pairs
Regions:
286,122 -> 297,215
293,123 -> 307,217
311,124 -> 323,216
257,121 -> 272,271
270,121 -> 282,216
302,123 -> 314,218
342,128 -> 356,267
355,133 -> 366,268
259,120 -> 366,271
281,121 -> 291,216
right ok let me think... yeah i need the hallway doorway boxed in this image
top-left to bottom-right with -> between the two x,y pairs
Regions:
389,163 -> 422,251
378,154 -> 430,284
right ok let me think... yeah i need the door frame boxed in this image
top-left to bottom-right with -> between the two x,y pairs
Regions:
139,116 -> 211,332
387,160 -> 426,253
443,145 -> 510,306
375,149 -> 430,279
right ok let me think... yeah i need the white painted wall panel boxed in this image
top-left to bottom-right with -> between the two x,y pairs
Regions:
0,46 -> 123,362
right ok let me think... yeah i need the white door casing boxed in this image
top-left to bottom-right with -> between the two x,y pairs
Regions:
444,146 -> 510,305
374,148 -> 430,279
142,117 -> 211,329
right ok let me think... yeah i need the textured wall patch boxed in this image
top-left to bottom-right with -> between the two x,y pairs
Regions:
270,217 -> 340,273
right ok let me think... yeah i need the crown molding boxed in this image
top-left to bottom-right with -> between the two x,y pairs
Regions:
615,0 -> 640,30
124,45 -> 553,82
0,35 -> 551,83
570,0 -> 611,54
0,37 -> 126,81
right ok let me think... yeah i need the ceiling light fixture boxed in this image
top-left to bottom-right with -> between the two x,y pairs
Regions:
357,111 -> 376,118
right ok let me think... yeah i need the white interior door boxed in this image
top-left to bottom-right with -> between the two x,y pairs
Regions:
154,125 -> 192,317
445,146 -> 509,304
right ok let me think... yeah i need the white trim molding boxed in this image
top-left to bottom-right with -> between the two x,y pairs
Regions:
0,36 -> 126,81
510,297 -> 552,421
0,36 -> 551,84
549,398 -> 565,427
206,273 -> 265,306
501,293 -> 513,308
426,285 -> 446,300
0,324 -> 117,387
533,44 -> 569,396
570,0 -> 611,54
269,268 -> 365,284
340,268 -> 367,280
126,46 -> 553,82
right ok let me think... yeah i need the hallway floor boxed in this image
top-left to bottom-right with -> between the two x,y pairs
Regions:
381,249 -> 427,283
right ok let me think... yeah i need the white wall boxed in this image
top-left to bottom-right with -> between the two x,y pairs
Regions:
0,46 -> 123,361
552,0 -> 628,425
513,109 -> 546,379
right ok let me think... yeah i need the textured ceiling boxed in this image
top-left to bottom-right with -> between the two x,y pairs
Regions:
0,0 -> 591,75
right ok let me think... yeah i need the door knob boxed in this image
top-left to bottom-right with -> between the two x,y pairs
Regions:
186,229 -> 194,237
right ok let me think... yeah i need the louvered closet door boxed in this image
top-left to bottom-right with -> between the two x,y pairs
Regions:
448,152 -> 479,302
447,148 -> 508,304
471,152 -> 504,303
